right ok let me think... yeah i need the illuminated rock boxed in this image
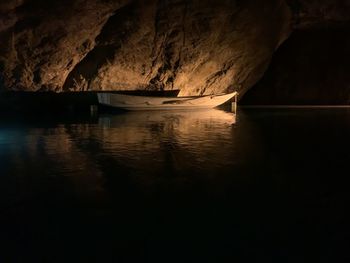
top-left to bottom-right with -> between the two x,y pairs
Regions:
0,0 -> 291,96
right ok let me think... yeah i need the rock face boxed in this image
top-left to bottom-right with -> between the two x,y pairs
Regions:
241,0 -> 350,104
240,28 -> 350,105
0,0 -> 129,91
0,0 -> 291,96
286,0 -> 350,28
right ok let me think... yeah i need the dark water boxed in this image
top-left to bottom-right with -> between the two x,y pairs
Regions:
0,108 -> 349,262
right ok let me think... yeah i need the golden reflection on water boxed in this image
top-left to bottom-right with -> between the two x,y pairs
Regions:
92,109 -> 238,185
98,109 -> 236,160
1,109 -> 238,203
98,109 -> 235,146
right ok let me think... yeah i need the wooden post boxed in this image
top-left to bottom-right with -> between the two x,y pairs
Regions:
90,105 -> 98,116
231,93 -> 237,114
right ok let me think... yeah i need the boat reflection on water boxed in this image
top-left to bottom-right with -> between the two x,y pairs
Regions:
97,109 -> 237,174
99,108 -> 236,129
98,109 -> 236,147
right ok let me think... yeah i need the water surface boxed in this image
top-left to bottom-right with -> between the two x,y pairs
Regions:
0,108 -> 349,262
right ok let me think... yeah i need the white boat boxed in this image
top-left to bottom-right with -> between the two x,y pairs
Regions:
97,91 -> 238,111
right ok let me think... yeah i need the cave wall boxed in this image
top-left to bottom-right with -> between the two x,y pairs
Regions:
0,0 -> 129,92
240,28 -> 350,105
287,0 -> 350,28
1,0 -> 349,101
241,0 -> 350,105
0,0 -> 291,95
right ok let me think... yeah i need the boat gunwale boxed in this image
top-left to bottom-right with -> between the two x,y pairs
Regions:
97,91 -> 238,110
100,91 -> 237,100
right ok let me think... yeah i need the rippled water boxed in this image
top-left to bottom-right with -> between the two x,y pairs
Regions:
1,108 -> 350,262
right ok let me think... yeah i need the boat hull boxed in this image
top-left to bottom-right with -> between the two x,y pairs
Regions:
97,92 -> 237,111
